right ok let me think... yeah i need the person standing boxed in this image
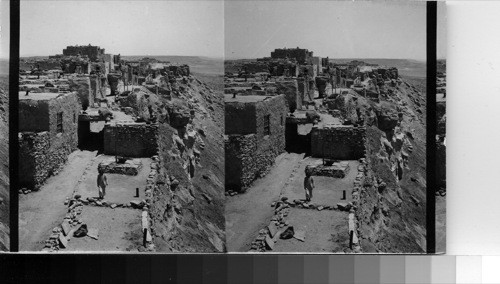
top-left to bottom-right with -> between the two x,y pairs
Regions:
304,167 -> 315,202
97,170 -> 108,200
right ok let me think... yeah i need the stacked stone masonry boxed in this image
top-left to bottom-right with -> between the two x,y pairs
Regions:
19,131 -> 76,189
311,126 -> 366,160
225,95 -> 287,191
103,124 -> 158,157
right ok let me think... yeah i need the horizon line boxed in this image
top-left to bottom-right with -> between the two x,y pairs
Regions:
17,54 -> 224,59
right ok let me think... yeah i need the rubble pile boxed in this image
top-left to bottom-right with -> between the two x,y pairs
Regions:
97,158 -> 143,176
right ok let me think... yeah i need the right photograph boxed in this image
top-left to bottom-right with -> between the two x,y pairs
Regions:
225,1 -> 437,253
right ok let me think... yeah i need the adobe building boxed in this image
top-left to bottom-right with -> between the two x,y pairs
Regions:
103,122 -> 158,158
271,47 -> 313,64
310,125 -> 366,160
18,92 -> 80,189
63,44 -> 105,61
225,94 -> 287,191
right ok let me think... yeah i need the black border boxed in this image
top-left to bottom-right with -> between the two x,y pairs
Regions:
8,0 -> 19,253
426,1 -> 437,254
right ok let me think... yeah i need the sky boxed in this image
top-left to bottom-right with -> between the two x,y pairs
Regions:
437,1 -> 447,59
20,1 -> 224,58
225,1 -> 445,61
0,0 -> 9,60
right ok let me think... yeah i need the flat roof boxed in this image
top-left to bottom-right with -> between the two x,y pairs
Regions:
224,94 -> 274,103
19,91 -> 73,101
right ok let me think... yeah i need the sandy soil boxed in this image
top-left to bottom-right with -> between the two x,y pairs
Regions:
74,156 -> 152,205
64,207 -> 142,252
272,209 -> 348,253
227,153 -> 358,253
19,150 -> 97,251
282,158 -> 359,205
225,153 -> 304,252
436,195 -> 446,252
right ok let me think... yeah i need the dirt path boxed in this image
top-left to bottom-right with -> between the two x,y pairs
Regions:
272,209 -> 348,253
436,195 -> 446,252
67,207 -> 143,252
225,153 -> 304,252
227,154 -> 359,253
47,155 -> 152,252
271,158 -> 358,252
19,150 -> 97,251
282,158 -> 359,204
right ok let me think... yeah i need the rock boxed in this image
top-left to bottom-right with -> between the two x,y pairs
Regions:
202,174 -> 209,180
66,227 -> 76,241
74,194 -> 81,200
281,196 -> 289,202
130,200 -> 142,209
265,235 -> 274,250
167,178 -> 179,190
64,200 -> 69,205
294,230 -> 305,242
87,228 -> 99,240
317,206 -> 324,211
110,204 -> 117,209
378,182 -> 387,193
73,224 -> 88,238
279,226 -> 294,239
58,233 -> 68,248
268,222 -> 279,238
202,193 -> 212,204
377,109 -> 399,131
337,202 -> 351,211
95,201 -> 103,206
61,221 -> 71,236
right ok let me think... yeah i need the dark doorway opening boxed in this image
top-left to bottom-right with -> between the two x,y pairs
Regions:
78,121 -> 104,153
285,123 -> 311,156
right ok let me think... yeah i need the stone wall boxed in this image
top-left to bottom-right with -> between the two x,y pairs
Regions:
275,80 -> 298,112
103,124 -> 158,157
18,93 -> 79,189
225,102 -> 257,135
255,95 -> 287,144
68,77 -> 92,109
311,126 -> 366,160
90,75 -> 105,105
297,78 -> 307,110
48,93 -> 80,146
19,131 -> 75,190
225,95 -> 287,191
19,100 -> 50,132
271,48 -> 312,64
225,134 -> 256,190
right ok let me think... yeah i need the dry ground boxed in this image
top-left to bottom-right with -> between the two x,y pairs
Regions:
226,153 -> 357,253
225,153 -> 304,252
19,150 -> 97,251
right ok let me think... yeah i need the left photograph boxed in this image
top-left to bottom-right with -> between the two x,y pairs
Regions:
0,0 -> 10,252
18,1 -> 225,252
